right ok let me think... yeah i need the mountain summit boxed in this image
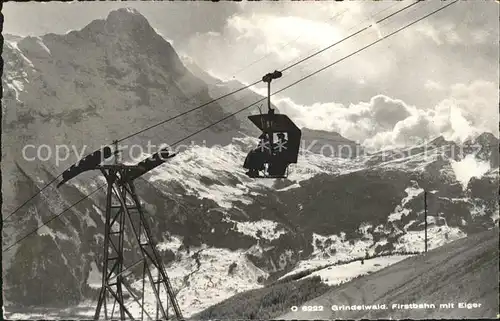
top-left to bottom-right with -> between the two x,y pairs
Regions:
79,7 -> 162,42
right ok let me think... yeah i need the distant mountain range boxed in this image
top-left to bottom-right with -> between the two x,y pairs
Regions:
2,8 -> 498,317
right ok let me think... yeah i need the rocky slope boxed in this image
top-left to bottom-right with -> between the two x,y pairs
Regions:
2,7 -> 498,318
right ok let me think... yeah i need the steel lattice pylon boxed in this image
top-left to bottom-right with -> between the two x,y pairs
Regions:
93,166 -> 183,321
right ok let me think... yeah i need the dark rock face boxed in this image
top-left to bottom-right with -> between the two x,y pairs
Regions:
3,163 -> 104,306
463,132 -> 499,168
276,170 -> 412,236
3,8 -> 240,160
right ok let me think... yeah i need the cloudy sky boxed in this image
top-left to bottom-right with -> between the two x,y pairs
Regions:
4,1 -> 499,149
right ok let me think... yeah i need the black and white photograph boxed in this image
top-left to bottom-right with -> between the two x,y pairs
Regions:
2,1 -> 499,320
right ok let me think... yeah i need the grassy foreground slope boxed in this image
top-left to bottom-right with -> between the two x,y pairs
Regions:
277,227 -> 499,320
189,275 -> 332,320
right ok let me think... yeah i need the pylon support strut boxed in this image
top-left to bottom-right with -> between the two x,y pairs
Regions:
93,166 -> 183,321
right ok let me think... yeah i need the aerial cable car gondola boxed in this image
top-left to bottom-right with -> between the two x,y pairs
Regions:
243,70 -> 301,178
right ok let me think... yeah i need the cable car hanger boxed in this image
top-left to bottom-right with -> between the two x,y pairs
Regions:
243,70 -> 301,179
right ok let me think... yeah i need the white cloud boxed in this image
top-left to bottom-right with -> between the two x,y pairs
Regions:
181,1 -> 497,111
444,80 -> 499,137
431,102 -> 477,143
424,80 -> 444,91
229,14 -> 343,49
177,2 -> 497,150
413,20 -> 462,46
471,29 -> 490,44
184,3 -> 395,85
451,154 -> 491,189
267,79 -> 497,150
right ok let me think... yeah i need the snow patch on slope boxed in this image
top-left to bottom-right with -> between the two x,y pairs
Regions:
5,83 -> 22,103
311,232 -> 374,260
280,232 -> 374,279
485,167 -> 499,178
5,40 -> 34,67
147,137 -> 363,207
3,41 -> 33,103
5,312 -> 54,320
83,208 -> 98,228
292,150 -> 362,181
304,255 -> 413,286
35,36 -> 51,55
87,261 -> 102,289
157,234 -> 184,252
125,7 -> 141,15
469,201 -> 487,219
492,210 -> 499,224
373,145 -> 452,172
34,212 -> 70,240
235,219 -> 286,241
282,218 -> 464,282
388,208 -> 411,223
131,240 -> 268,318
388,185 -> 424,222
394,225 -> 466,252
148,143 -> 255,208
402,185 -> 424,206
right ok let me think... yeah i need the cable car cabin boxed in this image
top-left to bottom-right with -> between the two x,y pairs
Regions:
243,110 -> 301,178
